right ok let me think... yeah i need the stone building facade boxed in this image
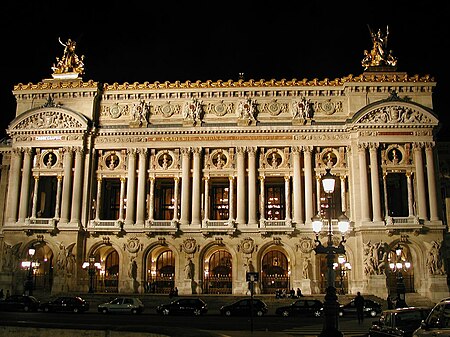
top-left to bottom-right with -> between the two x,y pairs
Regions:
0,37 -> 449,302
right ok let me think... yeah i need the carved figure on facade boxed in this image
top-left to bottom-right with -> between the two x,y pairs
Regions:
16,110 -> 83,130
130,100 -> 149,127
358,106 -> 432,125
56,243 -> 76,277
184,257 -> 194,279
427,241 -> 445,275
236,98 -> 257,125
1,242 -> 21,272
52,38 -> 85,77
128,256 -> 139,293
363,240 -> 387,275
182,99 -> 203,126
361,26 -> 397,70
302,257 -> 311,279
291,97 -> 313,123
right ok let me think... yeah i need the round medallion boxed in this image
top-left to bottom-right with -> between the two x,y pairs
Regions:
321,100 -> 335,115
214,103 -> 227,116
110,104 -> 121,119
268,101 -> 281,116
161,103 -> 173,117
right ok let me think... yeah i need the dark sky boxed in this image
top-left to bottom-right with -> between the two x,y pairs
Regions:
1,2 -> 449,140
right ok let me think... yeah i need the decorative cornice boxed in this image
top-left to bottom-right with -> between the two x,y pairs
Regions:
13,80 -> 98,91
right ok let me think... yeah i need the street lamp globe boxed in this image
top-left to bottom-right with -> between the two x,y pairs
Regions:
322,168 -> 335,193
28,247 -> 35,257
312,213 -> 323,234
337,213 -> 350,234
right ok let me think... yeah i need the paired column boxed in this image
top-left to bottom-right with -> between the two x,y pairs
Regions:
358,144 -> 371,222
119,177 -> 126,221
369,143 -> 382,222
259,176 -> 265,221
228,176 -> 235,222
180,148 -> 191,226
191,148 -> 202,226
70,147 -> 85,225
236,147 -> 246,225
125,149 -> 137,226
248,147 -> 257,226
291,147 -> 303,224
425,143 -> 439,221
18,148 -> 33,223
203,177 -> 210,222
284,176 -> 291,221
60,147 -> 73,224
94,178 -> 102,221
304,146 -> 314,223
147,177 -> 155,222
136,149 -> 147,226
413,143 -> 428,220
6,149 -> 23,223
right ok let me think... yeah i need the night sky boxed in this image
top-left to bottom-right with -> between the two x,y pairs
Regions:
1,2 -> 449,140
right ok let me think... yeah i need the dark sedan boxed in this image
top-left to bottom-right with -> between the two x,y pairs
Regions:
0,295 -> 40,312
40,296 -> 89,313
220,298 -> 268,317
275,298 -> 323,317
156,298 -> 208,316
368,306 -> 431,337
339,298 -> 382,317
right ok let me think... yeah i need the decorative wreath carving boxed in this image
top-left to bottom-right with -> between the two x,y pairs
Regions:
124,237 -> 141,254
239,237 -> 255,254
181,237 -> 197,254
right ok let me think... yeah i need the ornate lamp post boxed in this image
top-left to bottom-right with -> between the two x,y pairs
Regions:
333,255 -> 352,295
389,244 -> 410,308
21,246 -> 36,296
312,168 -> 350,337
82,256 -> 101,293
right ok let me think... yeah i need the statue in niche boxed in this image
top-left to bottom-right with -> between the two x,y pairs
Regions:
302,257 -> 310,279
184,258 -> 194,280
427,241 -> 445,275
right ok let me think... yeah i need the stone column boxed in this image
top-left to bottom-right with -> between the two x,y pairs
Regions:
358,144 -> 371,222
259,176 -> 265,221
5,149 -> 23,223
191,148 -> 202,226
228,176 -> 235,222
18,148 -> 33,223
203,177 -> 210,222
236,147 -> 246,225
173,177 -> 180,222
406,172 -> 414,217
136,149 -> 147,226
94,177 -> 102,221
369,143 -> 382,222
54,175 -> 62,219
340,176 -> 347,214
60,147 -> 73,224
125,149 -> 137,226
316,175 -> 321,213
284,176 -> 291,221
119,177 -> 126,221
180,148 -> 191,226
383,173 -> 389,217
425,143 -> 439,221
292,147 -> 303,224
413,143 -> 427,220
148,177 -> 155,221
70,147 -> 84,225
31,176 -> 39,218
304,146 -> 314,224
248,147 -> 257,226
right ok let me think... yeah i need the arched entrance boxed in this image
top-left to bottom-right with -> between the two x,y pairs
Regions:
261,250 -> 290,294
87,246 -> 119,293
22,243 -> 54,295
387,244 -> 414,294
203,249 -> 232,294
145,249 -> 175,294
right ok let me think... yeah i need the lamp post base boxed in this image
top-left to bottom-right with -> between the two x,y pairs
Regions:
319,286 -> 342,337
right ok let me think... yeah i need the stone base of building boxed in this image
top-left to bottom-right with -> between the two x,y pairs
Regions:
365,274 -> 388,299
423,275 -> 449,302
178,279 -> 193,295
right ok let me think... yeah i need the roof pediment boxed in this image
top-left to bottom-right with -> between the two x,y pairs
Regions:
351,100 -> 438,127
8,107 -> 89,135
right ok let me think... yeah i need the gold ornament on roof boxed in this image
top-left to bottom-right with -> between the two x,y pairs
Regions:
361,25 -> 397,70
51,38 -> 85,79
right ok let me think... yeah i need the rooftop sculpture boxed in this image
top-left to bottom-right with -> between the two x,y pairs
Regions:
361,25 -> 397,71
51,38 -> 85,79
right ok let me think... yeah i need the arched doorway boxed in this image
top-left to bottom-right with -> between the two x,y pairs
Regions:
103,250 -> 119,292
145,250 -> 175,294
203,249 -> 232,294
387,244 -> 414,295
22,244 -> 54,295
261,250 -> 290,294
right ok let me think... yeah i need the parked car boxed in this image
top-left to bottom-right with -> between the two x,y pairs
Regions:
220,298 -> 268,317
40,296 -> 89,313
156,298 -> 208,316
275,298 -> 323,317
339,298 -> 382,317
0,295 -> 40,312
369,307 -> 431,337
413,299 -> 450,337
97,297 -> 144,314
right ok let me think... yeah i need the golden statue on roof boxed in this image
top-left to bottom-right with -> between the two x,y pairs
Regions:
361,25 -> 397,71
51,38 -> 85,79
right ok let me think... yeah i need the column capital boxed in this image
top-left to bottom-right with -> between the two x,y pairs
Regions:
291,146 -> 301,155
302,145 -> 314,153
127,148 -> 137,157
247,146 -> 257,156
425,141 -> 435,150
357,143 -> 368,151
413,142 -> 425,150
136,148 -> 148,156
180,147 -> 191,156
192,147 -> 202,155
368,142 -> 379,151
236,146 -> 246,155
